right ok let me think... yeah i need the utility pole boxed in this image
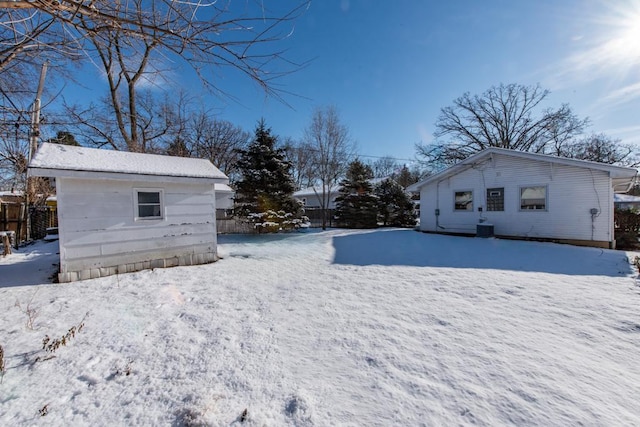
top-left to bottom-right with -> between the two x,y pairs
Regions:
25,62 -> 48,242
30,62 -> 48,162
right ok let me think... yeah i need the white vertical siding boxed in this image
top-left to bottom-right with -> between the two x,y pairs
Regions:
57,178 -> 217,275
419,154 -> 614,243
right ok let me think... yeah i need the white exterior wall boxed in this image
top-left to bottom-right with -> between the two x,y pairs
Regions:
56,177 -> 218,282
419,154 -> 613,244
295,191 -> 339,209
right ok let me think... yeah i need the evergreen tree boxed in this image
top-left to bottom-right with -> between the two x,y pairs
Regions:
334,159 -> 378,228
235,120 -> 306,232
375,178 -> 417,227
394,165 -> 421,189
49,131 -> 80,146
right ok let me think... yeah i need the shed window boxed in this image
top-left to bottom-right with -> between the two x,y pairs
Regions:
520,186 -> 547,211
486,188 -> 504,211
454,191 -> 473,211
136,190 -> 163,219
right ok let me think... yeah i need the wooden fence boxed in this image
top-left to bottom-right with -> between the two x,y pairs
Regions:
216,219 -> 257,234
0,202 -> 57,247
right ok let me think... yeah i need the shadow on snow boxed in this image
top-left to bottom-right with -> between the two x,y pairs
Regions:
331,229 -> 633,277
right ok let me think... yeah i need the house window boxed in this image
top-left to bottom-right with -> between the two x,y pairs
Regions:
486,188 -> 504,211
135,190 -> 163,219
520,186 -> 547,210
454,190 -> 473,211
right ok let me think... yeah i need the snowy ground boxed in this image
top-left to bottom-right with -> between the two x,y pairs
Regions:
1,229 -> 640,426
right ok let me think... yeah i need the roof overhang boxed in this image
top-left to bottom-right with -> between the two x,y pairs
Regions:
29,166 -> 227,185
408,148 -> 638,193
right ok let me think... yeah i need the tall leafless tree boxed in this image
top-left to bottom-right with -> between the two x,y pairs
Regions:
1,1 -> 310,152
368,155 -> 401,179
65,90 -> 184,152
559,133 -> 639,166
416,83 -> 588,171
282,138 -> 316,190
303,105 -> 354,230
189,114 -> 251,183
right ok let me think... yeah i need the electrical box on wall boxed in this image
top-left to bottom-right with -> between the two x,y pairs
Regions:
590,208 -> 599,215
435,209 -> 440,216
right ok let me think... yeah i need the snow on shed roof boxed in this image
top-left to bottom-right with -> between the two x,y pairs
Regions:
29,143 -> 227,182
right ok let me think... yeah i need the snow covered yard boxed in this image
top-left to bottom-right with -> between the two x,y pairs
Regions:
1,229 -> 640,426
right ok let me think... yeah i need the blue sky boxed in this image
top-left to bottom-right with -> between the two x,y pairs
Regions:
59,0 -> 640,164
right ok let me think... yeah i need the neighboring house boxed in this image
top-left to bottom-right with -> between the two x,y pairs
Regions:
293,178 -> 397,209
407,147 -> 637,248
293,185 -> 340,209
215,183 -> 235,218
28,143 -> 229,282
614,193 -> 640,210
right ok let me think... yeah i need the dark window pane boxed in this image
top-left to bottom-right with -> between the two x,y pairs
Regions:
138,204 -> 161,217
138,191 -> 160,204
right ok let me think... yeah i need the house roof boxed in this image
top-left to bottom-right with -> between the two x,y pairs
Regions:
214,183 -> 234,194
407,147 -> 638,193
614,193 -> 640,203
29,143 -> 228,184
293,185 -> 340,198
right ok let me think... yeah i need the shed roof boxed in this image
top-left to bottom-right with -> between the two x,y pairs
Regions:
408,147 -> 637,193
29,143 -> 228,183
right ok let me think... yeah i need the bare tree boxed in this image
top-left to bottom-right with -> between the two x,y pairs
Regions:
417,83 -> 588,171
189,115 -> 250,183
65,90 -> 184,152
1,1 -> 310,152
282,138 -> 316,190
303,105 -> 354,230
560,133 -> 639,166
368,155 -> 401,179
0,121 -> 29,190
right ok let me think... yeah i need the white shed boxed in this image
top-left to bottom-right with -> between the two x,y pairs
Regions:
407,148 -> 637,248
28,143 -> 229,282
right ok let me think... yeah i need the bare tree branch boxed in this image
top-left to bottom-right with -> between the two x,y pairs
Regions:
418,83 -> 589,171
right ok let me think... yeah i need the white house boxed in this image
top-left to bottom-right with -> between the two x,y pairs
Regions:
293,185 -> 340,209
214,183 -> 235,210
293,178 -> 392,209
28,143 -> 229,282
407,148 -> 637,248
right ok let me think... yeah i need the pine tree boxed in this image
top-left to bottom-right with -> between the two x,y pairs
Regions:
375,178 -> 417,227
334,159 -> 378,228
235,120 -> 306,232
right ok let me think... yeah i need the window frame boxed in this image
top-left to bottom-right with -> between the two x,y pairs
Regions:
486,187 -> 505,212
519,185 -> 548,211
134,188 -> 165,221
454,190 -> 474,212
